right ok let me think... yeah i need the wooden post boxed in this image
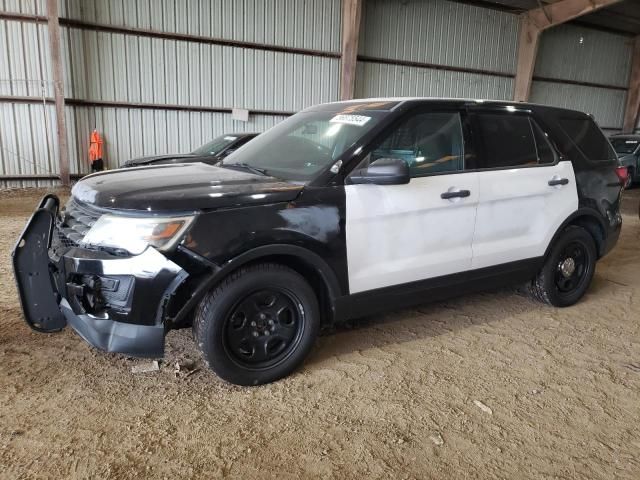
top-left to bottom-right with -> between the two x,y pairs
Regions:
46,0 -> 70,186
513,0 -> 623,102
340,0 -> 362,101
623,36 -> 640,134
514,16 -> 540,102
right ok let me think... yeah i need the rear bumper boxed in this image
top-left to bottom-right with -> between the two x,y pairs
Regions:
12,195 -> 187,358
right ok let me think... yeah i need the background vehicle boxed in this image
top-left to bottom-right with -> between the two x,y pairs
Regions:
121,132 -> 258,168
13,99 -> 623,386
610,134 -> 640,188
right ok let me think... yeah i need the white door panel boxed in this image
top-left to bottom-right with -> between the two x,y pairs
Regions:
472,161 -> 578,269
346,173 -> 479,294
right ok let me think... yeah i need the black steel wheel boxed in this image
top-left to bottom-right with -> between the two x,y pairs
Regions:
223,288 -> 305,369
193,263 -> 320,385
529,226 -> 597,307
553,241 -> 589,296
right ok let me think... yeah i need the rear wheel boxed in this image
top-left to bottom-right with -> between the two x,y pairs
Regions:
529,226 -> 597,307
193,263 -> 320,385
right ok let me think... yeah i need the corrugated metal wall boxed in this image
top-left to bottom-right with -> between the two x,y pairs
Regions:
61,0 -> 341,52
1,0 -> 46,15
355,0 -> 519,99
61,28 -> 338,111
355,1 -> 632,134
69,106 -> 288,173
0,5 -> 56,187
0,0 -> 341,187
530,24 -> 632,131
1,0 -> 636,187
356,61 -> 514,99
0,103 -> 58,179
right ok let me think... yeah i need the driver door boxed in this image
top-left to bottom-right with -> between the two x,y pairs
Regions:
345,110 -> 479,294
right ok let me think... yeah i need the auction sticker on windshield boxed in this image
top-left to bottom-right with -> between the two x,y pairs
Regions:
330,114 -> 371,127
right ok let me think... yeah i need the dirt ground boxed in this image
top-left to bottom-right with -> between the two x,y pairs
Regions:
0,187 -> 639,480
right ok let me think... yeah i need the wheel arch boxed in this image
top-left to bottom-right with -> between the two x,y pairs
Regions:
546,209 -> 607,259
170,244 -> 343,328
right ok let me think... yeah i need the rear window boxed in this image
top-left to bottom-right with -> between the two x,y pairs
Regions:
611,137 -> 639,155
557,116 -> 616,162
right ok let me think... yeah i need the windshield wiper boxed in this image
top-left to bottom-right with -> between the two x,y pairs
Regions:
222,162 -> 269,176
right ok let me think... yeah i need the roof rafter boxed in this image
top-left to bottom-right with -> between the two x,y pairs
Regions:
514,0 -> 623,102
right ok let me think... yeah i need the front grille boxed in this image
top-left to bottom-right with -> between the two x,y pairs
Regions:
51,199 -> 102,256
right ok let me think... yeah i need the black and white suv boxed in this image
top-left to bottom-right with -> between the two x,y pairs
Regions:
13,98 -> 624,385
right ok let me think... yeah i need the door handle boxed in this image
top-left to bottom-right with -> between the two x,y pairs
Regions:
548,178 -> 569,186
441,189 -> 471,199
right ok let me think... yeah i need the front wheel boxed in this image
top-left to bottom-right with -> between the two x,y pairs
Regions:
193,263 -> 320,385
529,226 -> 597,307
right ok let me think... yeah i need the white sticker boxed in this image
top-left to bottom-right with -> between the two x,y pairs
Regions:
224,136 -> 238,141
330,114 -> 371,127
232,108 -> 249,122
626,140 -> 639,144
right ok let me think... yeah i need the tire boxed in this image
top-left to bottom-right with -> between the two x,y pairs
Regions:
193,263 -> 320,386
529,226 -> 597,307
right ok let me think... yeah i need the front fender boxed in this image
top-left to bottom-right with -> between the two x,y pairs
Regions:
168,243 -> 343,327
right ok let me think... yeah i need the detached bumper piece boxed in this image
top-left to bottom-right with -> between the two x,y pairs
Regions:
12,195 -> 187,358
12,195 -> 67,332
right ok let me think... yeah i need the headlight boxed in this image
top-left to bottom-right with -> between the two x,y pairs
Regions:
80,214 -> 194,254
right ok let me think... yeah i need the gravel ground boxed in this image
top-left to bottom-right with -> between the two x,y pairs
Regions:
1,187 -> 639,479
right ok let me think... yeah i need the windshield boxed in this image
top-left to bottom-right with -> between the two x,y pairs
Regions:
192,135 -> 238,156
611,138 -> 639,155
222,110 -> 386,181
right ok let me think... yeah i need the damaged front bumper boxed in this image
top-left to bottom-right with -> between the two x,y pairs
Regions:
12,195 -> 187,358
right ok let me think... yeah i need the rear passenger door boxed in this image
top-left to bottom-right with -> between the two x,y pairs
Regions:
345,109 -> 479,294
468,108 -> 578,269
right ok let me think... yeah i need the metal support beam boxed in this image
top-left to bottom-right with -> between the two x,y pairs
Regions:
46,0 -> 70,186
340,0 -> 362,101
623,36 -> 640,134
513,0 -> 623,102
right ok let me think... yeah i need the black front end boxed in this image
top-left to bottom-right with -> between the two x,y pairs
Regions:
12,195 -> 187,357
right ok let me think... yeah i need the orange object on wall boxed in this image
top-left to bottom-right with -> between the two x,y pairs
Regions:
88,129 -> 103,162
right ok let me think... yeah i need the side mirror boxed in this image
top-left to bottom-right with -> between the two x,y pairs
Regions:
349,158 -> 410,185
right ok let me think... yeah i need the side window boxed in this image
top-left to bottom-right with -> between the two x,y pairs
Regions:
472,113 -> 536,168
557,116 -> 617,162
472,113 -> 556,168
370,112 -> 464,178
530,120 -> 556,165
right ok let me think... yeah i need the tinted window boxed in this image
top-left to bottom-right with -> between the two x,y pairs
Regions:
370,112 -> 464,177
557,116 -> 616,162
610,137 -> 639,155
531,120 -> 556,165
234,135 -> 255,148
473,113 -> 541,168
192,135 -> 238,156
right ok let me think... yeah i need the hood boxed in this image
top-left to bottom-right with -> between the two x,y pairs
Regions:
72,163 -> 304,211
123,153 -> 200,167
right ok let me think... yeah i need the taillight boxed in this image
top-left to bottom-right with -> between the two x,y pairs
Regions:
616,166 -> 629,187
